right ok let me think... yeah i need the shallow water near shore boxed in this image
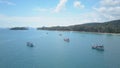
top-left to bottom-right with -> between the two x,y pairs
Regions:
0,29 -> 120,68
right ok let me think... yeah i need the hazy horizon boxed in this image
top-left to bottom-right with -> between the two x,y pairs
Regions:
0,0 -> 120,27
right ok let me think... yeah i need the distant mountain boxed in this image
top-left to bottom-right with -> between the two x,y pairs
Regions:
37,19 -> 120,33
10,27 -> 29,30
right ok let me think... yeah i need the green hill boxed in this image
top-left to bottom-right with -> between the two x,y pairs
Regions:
37,20 -> 120,33
10,27 -> 29,30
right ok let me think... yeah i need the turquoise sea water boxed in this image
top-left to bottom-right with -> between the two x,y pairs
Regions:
0,29 -> 120,68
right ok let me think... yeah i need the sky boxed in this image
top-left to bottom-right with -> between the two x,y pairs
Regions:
0,0 -> 120,27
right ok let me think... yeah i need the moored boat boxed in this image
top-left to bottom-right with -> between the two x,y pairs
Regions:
27,42 -> 34,47
64,38 -> 70,42
92,45 -> 104,51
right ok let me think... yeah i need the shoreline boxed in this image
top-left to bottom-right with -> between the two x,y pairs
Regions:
37,29 -> 120,35
82,31 -> 120,35
1,28 -> 120,35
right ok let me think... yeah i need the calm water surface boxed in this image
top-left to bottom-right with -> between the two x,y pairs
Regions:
0,29 -> 120,68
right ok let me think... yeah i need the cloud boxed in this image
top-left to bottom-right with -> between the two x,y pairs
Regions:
54,0 -> 67,13
33,8 -> 49,12
0,14 -> 97,27
0,0 -> 119,27
0,14 -> 76,27
0,0 -> 16,6
100,0 -> 120,7
74,1 -> 84,9
94,0 -> 120,20
0,12 -> 105,28
33,7 -> 54,13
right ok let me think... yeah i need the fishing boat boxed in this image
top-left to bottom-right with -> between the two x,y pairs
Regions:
92,45 -> 104,51
27,42 -> 34,47
64,38 -> 70,42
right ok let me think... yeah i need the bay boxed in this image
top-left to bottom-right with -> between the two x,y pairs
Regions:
0,29 -> 120,68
